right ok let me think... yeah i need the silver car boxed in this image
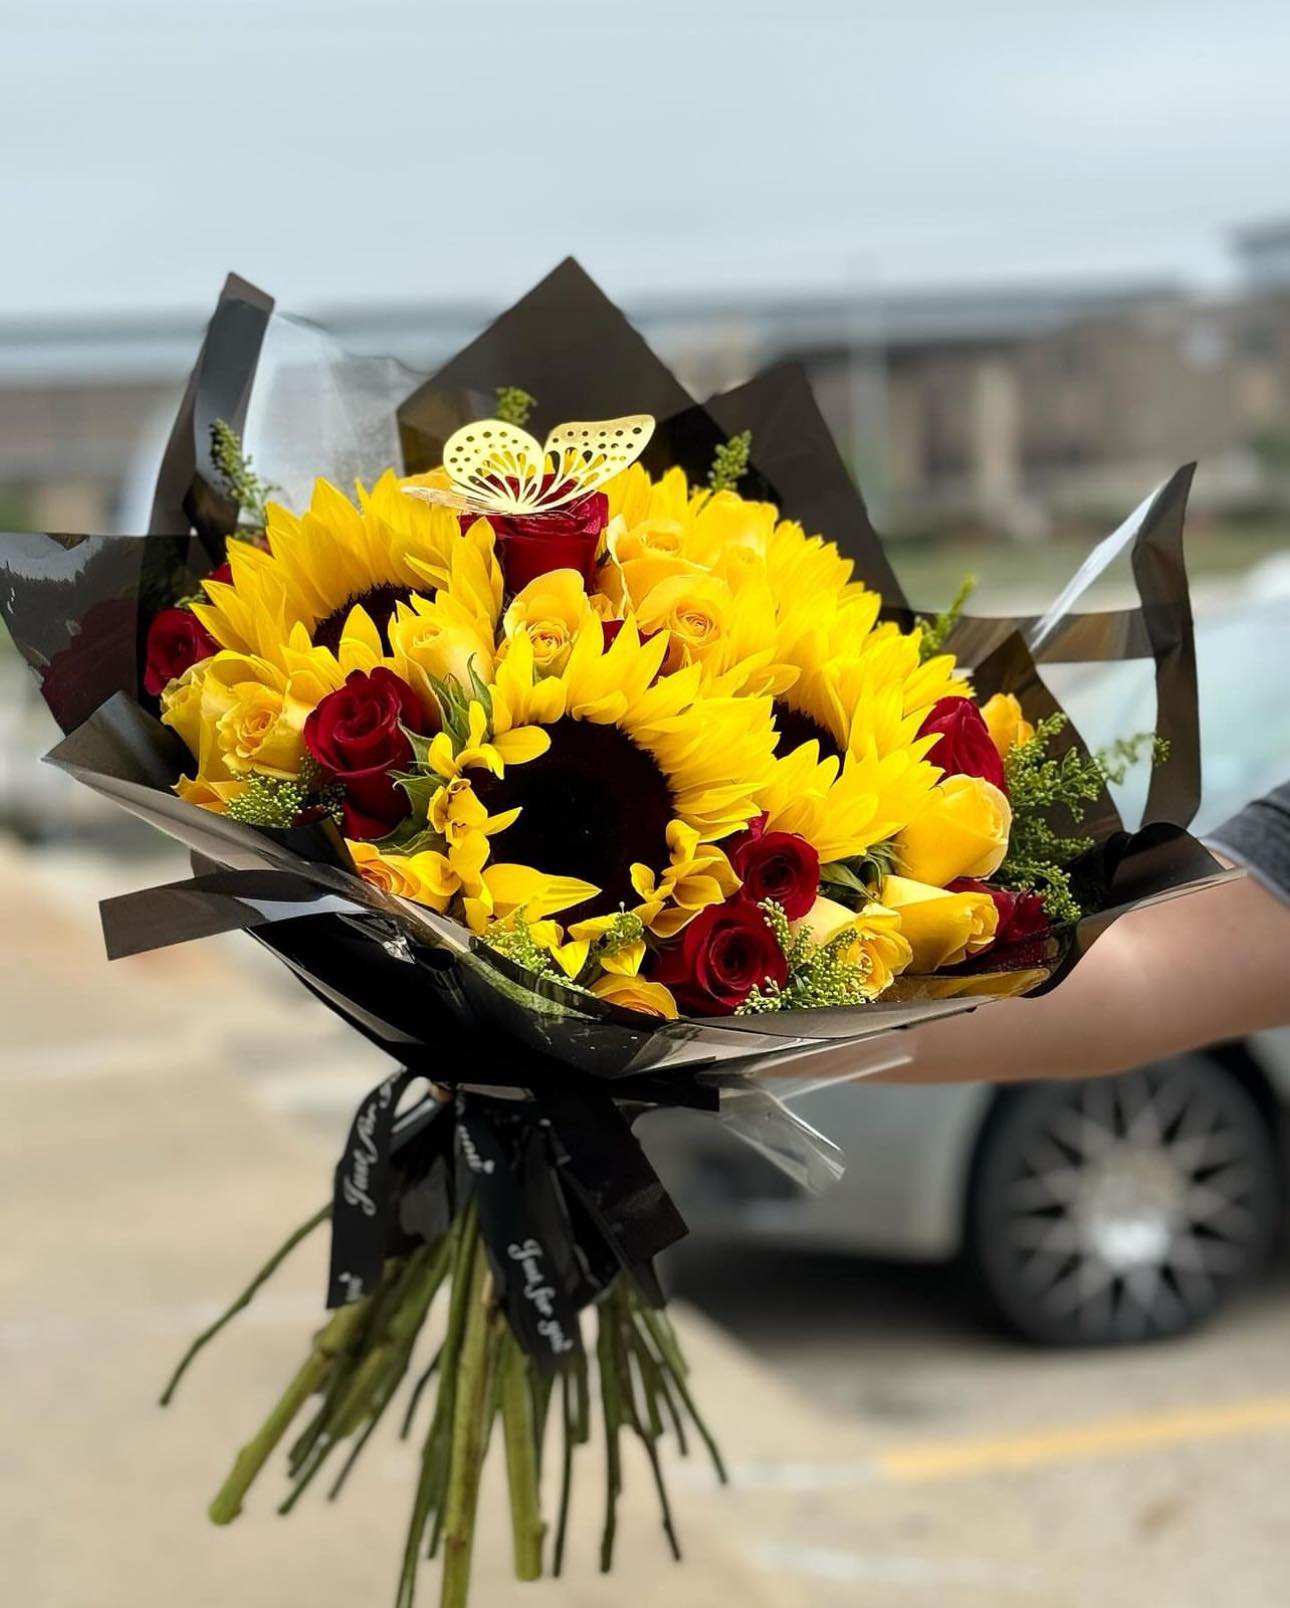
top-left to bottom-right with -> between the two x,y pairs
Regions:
646,590 -> 1290,1347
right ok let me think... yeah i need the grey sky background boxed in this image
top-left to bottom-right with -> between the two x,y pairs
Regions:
4,0 -> 1289,318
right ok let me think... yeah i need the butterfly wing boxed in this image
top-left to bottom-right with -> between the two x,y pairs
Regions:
438,421 -> 549,514
536,416 -> 655,509
400,482 -> 495,515
415,415 -> 658,517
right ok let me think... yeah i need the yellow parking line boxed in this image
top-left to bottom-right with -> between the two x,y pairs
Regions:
876,1395 -> 1290,1484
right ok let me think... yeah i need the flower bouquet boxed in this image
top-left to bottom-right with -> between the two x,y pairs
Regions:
0,263 -> 1223,1607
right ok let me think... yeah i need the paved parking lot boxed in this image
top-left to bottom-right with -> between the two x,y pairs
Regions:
4,840 -> 1290,1607
669,1239 -> 1290,1602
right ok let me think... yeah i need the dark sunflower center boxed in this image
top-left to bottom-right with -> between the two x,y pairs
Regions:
775,700 -> 842,761
476,720 -> 673,912
313,584 -> 412,654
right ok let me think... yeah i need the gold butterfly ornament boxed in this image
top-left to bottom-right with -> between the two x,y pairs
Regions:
402,415 -> 656,518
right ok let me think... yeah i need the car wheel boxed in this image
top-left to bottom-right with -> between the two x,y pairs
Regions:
967,1056 -> 1280,1345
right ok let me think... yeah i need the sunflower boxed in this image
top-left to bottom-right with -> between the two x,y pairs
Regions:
191,471 -> 499,678
599,463 -> 959,747
597,465 -> 960,868
405,616 -> 777,935
773,582 -> 962,762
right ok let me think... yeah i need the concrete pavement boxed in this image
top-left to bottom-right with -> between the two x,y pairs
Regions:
5,841 -> 1290,1607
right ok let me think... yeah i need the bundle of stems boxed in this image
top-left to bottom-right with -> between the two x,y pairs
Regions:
161,1200 -> 726,1608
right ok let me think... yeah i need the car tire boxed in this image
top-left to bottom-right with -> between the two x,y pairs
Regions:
966,1056 -> 1280,1346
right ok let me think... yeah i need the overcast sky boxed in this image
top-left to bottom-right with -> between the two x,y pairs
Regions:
4,0 -> 1290,319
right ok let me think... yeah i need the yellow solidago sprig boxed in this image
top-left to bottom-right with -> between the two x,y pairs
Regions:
481,909 -> 680,1018
735,898 -> 886,1013
996,712 -> 1167,923
210,419 -> 278,535
706,430 -> 752,497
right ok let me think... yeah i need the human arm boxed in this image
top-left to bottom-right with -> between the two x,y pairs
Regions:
867,781 -> 1290,1086
870,866 -> 1290,1085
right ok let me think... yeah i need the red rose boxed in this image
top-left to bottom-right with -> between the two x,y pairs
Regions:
143,607 -> 218,696
470,491 -> 608,593
918,696 -> 1007,791
949,878 -> 1051,959
725,814 -> 819,919
208,561 -> 233,585
304,668 -> 429,840
652,898 -> 789,1015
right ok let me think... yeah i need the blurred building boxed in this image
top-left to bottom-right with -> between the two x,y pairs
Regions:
4,224 -> 1290,540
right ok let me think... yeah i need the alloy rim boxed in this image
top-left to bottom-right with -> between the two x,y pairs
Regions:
1001,1068 -> 1263,1338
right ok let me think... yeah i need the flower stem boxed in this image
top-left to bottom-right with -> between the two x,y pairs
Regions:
552,1367 -> 576,1577
596,1305 -> 623,1573
439,1249 -> 495,1608
207,1296 -> 369,1525
635,1301 -> 727,1484
397,1203 -> 479,1608
609,1283 -> 681,1562
498,1329 -> 545,1581
160,1203 -> 330,1406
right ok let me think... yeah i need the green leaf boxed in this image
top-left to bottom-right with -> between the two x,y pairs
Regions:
819,845 -> 894,908
400,723 -> 439,769
374,821 -> 447,857
464,656 -> 494,729
818,861 -> 872,910
394,771 -> 443,821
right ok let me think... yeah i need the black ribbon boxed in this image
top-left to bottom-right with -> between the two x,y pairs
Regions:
325,1059 -> 701,1368
327,1068 -> 419,1306
454,1098 -> 584,1366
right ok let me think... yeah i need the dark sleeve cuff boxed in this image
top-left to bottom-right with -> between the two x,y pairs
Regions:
1206,783 -> 1290,908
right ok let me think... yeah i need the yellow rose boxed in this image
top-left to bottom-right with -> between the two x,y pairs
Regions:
981,693 -> 1034,759
590,974 -> 680,1019
634,573 -> 733,674
175,774 -> 246,814
792,895 -> 914,997
881,874 -> 999,973
609,516 -> 689,565
216,681 -> 305,778
348,841 -> 459,910
684,490 -> 777,569
349,842 -> 423,899
388,592 -> 494,701
610,548 -> 699,615
894,774 -> 1012,887
502,568 -> 597,676
185,652 -> 311,781
160,662 -> 212,766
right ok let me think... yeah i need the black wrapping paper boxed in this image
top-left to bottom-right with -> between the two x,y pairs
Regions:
0,261 -> 1231,1347
150,273 -> 275,559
